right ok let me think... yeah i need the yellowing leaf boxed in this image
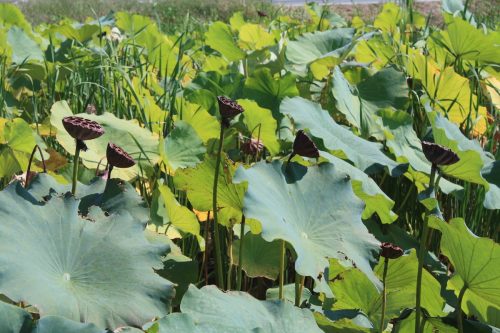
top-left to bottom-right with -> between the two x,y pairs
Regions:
238,23 -> 275,51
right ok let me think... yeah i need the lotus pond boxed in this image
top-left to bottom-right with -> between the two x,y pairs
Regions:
0,1 -> 498,332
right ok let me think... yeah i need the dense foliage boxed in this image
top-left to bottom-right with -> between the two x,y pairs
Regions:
0,1 -> 498,332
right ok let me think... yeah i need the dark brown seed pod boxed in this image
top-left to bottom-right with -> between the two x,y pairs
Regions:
217,96 -> 244,127
421,141 -> 459,166
62,116 -> 104,141
106,143 -> 135,168
241,137 -> 264,155
293,130 -> 319,158
257,10 -> 268,17
380,242 -> 404,259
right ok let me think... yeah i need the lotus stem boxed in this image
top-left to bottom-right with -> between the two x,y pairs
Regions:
294,274 -> 305,307
279,240 -> 286,300
415,163 -> 437,333
379,257 -> 389,333
212,125 -> 225,289
227,227 -> 233,291
457,284 -> 467,333
104,165 -> 114,194
71,141 -> 82,195
25,144 -> 46,188
236,214 -> 245,291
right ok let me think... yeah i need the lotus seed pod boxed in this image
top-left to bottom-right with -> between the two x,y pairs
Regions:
217,96 -> 244,127
241,137 -> 264,155
62,116 -> 104,141
421,141 -> 459,166
293,130 -> 320,158
257,10 -> 268,17
106,143 -> 136,168
380,242 -> 404,259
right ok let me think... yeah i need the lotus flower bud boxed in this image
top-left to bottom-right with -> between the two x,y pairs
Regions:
380,242 -> 404,259
62,116 -> 104,141
293,130 -> 319,158
217,96 -> 244,127
106,143 -> 135,168
421,141 -> 459,166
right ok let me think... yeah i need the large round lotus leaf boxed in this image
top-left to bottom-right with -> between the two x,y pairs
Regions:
429,217 -> 500,327
174,156 -> 246,228
332,66 -> 408,140
160,121 -> 206,173
0,183 -> 174,329
285,28 -> 354,78
205,21 -> 245,62
280,97 -> 406,177
243,68 -> 299,116
34,316 -> 106,333
234,161 -> 381,296
0,301 -> 32,333
321,152 -> 396,224
148,285 -> 323,333
27,173 -> 149,224
427,108 -> 500,209
50,100 -> 159,181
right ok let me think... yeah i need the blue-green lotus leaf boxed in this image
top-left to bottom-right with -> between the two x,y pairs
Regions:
147,285 -> 323,333
0,301 -> 32,333
0,183 -> 174,329
280,96 -> 407,176
27,173 -> 149,224
234,161 -> 381,296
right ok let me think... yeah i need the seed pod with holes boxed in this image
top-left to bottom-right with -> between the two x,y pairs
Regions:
421,141 -> 459,166
293,130 -> 319,158
380,242 -> 404,259
106,143 -> 135,168
217,96 -> 244,127
62,116 -> 104,141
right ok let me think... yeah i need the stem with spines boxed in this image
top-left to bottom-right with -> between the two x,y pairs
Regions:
212,125 -> 225,289
415,163 -> 437,333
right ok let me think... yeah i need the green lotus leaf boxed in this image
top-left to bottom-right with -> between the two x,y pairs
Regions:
27,173 -> 149,224
237,99 -> 280,155
285,28 -> 354,79
7,27 -> 43,64
174,156 -> 246,227
243,68 -> 299,116
266,283 -> 312,304
232,232 -> 281,280
238,23 -> 275,51
0,301 -> 32,333
174,98 -> 220,143
0,118 -> 41,179
332,66 -> 408,139
0,183 -> 174,329
148,285 -> 323,333
314,313 -> 372,333
429,217 -> 500,327
205,22 -> 245,62
0,4 -> 31,32
432,16 -> 499,63
329,250 -> 443,329
427,108 -> 500,209
441,0 -> 475,24
234,161 -> 381,296
34,316 -> 107,333
378,109 -> 462,194
49,23 -> 100,43
156,182 -> 204,248
321,152 -> 396,224
392,312 -> 458,333
280,96 -> 406,176
161,121 -> 205,173
50,100 -> 159,180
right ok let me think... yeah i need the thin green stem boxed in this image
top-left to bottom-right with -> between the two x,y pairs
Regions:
212,126 -> 225,289
415,164 -> 437,333
279,240 -> 286,300
457,285 -> 467,333
236,215 -> 245,291
294,274 -> 305,307
227,227 -> 233,291
379,258 -> 389,333
71,141 -> 81,195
